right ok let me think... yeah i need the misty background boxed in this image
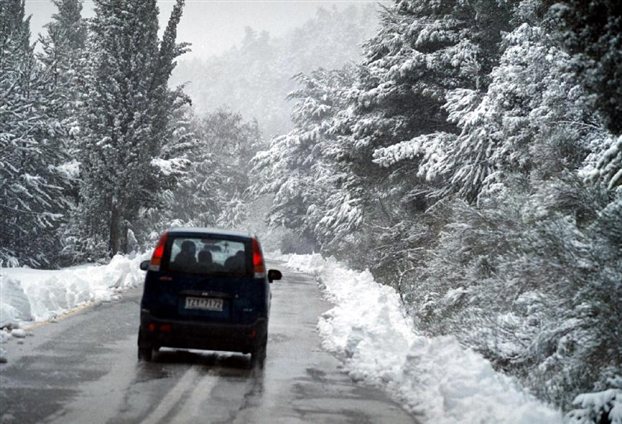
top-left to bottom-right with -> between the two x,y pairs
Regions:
26,0 -> 382,135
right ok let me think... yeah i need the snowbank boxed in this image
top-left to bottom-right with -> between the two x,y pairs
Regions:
284,254 -> 563,424
0,254 -> 147,329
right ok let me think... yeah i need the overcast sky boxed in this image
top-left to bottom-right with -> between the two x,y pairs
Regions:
25,0 -> 382,60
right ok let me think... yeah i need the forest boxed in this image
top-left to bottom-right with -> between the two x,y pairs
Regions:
1,0 -> 620,421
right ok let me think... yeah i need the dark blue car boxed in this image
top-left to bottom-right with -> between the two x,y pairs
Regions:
137,228 -> 282,366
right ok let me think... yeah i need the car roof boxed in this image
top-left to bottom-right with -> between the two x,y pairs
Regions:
166,227 -> 253,239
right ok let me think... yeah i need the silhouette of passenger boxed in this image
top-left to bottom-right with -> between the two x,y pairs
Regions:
173,240 -> 196,270
225,250 -> 246,273
197,250 -> 213,273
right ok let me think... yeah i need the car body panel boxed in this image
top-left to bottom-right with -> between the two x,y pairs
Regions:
138,228 -> 271,356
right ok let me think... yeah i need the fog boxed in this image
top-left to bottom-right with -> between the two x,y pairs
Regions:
26,0 -> 383,60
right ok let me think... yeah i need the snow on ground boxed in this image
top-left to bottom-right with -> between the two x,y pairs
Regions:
0,254 -> 147,361
0,250 -> 569,422
282,253 -> 564,424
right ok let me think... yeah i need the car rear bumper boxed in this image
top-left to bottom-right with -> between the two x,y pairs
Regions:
138,311 -> 268,354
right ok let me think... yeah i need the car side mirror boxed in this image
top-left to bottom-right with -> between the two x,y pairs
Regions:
140,260 -> 150,271
267,269 -> 282,283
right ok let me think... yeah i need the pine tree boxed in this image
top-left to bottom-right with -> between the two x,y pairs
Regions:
73,0 -> 188,258
438,22 -> 594,200
0,0 -> 69,267
554,0 -> 622,135
551,0 -> 622,191
353,0 -> 513,202
38,0 -> 87,158
163,109 -> 262,230
37,1 -> 88,264
313,0 -> 513,274
253,68 -> 359,252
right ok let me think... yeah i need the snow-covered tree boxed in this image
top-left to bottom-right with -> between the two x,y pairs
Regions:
164,109 -> 262,230
0,0 -> 70,267
327,0 -> 512,274
399,5 -> 622,411
549,0 -> 622,193
38,0 -> 87,140
253,67 -> 360,253
554,0 -> 622,135
409,178 -> 621,409
361,0 -> 517,203
37,0 -> 88,242
70,0 -> 189,259
259,0 -> 622,414
170,5 -> 379,137
435,23 -> 594,200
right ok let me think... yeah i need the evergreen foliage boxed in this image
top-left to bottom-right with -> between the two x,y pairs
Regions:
253,68 -> 359,252
256,0 -> 622,417
158,109 -> 263,231
171,5 -> 379,137
2,0 -> 620,418
553,0 -> 622,135
37,0 -> 88,264
69,0 -> 189,259
38,0 -> 88,119
0,0 -> 69,267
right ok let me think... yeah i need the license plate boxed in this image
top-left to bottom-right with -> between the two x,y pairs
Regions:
184,297 -> 224,311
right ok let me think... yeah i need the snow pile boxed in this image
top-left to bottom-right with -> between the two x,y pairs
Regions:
284,254 -> 563,424
569,378 -> 622,424
0,254 -> 147,329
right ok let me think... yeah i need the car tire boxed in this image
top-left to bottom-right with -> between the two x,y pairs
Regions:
137,329 -> 154,362
138,346 -> 153,362
250,336 -> 267,368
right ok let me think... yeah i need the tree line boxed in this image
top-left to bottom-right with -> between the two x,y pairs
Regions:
170,5 -> 379,138
1,0 -> 260,267
3,0 -> 621,418
255,0 -> 621,418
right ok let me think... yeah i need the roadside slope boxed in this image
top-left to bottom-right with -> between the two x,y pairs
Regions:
282,254 -> 564,424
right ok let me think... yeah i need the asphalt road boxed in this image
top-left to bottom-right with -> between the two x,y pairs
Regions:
0,261 -> 417,424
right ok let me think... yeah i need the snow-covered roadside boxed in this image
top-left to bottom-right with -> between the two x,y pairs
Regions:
282,253 -> 563,424
0,254 -> 147,361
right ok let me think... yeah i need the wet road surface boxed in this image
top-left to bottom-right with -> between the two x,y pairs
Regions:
0,261 -> 417,423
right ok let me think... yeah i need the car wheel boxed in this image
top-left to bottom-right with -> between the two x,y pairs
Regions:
137,329 -> 154,361
138,346 -> 153,362
251,336 -> 267,368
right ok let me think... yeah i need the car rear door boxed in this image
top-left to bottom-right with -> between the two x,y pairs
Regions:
143,233 -> 266,325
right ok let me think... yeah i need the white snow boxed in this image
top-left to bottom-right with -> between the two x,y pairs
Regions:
0,250 -> 569,422
0,254 -> 147,330
282,253 -> 563,424
10,329 -> 27,339
568,377 -> 622,424
55,159 -> 81,179
0,254 -> 146,363
150,157 -> 187,176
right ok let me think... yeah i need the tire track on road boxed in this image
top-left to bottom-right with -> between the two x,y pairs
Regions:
140,365 -> 219,424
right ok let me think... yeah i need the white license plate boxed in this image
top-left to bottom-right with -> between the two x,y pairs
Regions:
184,297 -> 224,311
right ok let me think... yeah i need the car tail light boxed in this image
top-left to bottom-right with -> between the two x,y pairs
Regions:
149,231 -> 168,271
251,238 -> 266,278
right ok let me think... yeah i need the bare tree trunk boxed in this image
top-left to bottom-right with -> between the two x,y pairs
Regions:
120,221 -> 129,254
109,203 -> 121,256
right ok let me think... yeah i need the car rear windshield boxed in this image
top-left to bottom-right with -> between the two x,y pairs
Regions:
166,236 -> 249,275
